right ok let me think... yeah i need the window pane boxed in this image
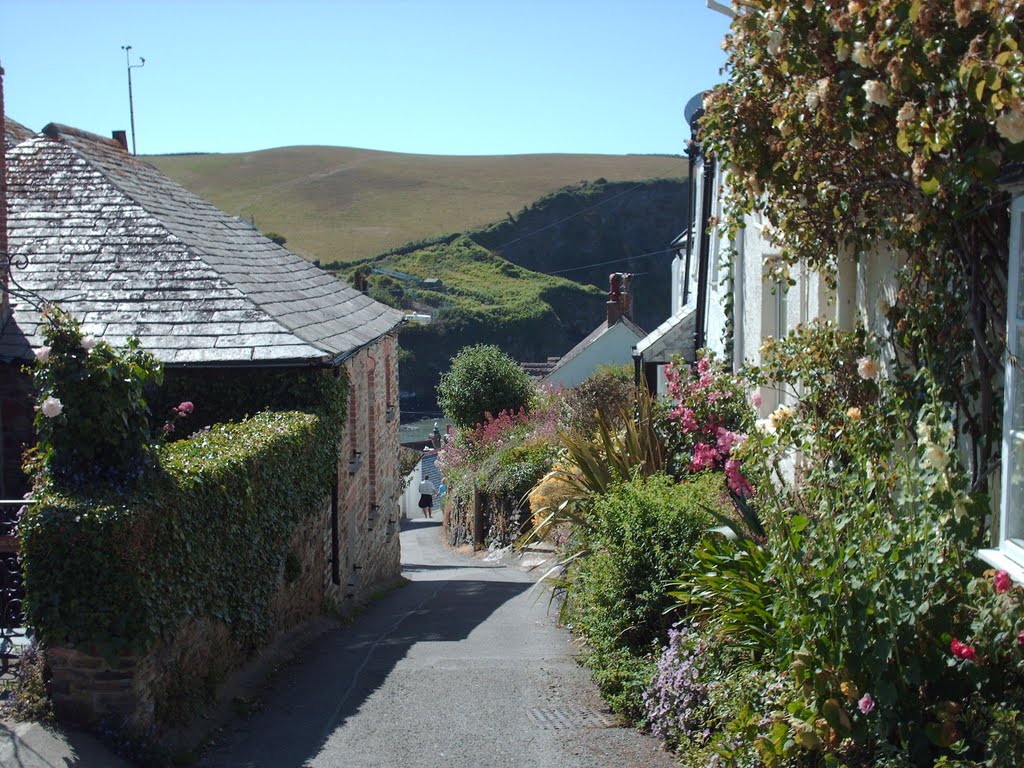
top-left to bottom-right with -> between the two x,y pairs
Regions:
1018,210 -> 1024,319
1007,431 -> 1024,542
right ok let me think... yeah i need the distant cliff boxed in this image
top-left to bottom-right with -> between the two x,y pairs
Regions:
471,178 -> 688,332
349,178 -> 689,410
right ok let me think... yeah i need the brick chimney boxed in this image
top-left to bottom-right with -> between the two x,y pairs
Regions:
0,63 -> 9,320
607,272 -> 632,325
111,130 -> 129,151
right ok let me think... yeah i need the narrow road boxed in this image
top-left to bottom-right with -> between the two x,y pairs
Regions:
197,517 -> 677,768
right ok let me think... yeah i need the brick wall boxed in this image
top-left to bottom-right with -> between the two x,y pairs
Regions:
45,333 -> 405,733
329,334 -> 402,607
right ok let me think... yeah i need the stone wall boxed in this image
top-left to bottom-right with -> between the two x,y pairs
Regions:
45,333 -> 405,733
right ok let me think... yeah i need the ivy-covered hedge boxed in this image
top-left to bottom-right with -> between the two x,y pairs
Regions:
20,406 -> 338,658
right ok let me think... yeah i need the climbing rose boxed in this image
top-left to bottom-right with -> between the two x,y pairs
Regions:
858,694 -> 875,715
863,80 -> 890,107
950,638 -> 977,661
857,356 -> 881,380
34,346 -> 51,363
995,570 -> 1012,594
751,391 -> 762,408
996,110 -> 1024,144
176,401 -> 195,416
81,335 -> 97,351
851,42 -> 873,68
40,396 -> 63,418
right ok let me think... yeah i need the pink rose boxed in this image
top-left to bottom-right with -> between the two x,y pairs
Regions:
995,570 -> 1012,594
176,401 -> 194,416
858,693 -> 875,715
751,391 -> 762,408
1018,630 -> 1024,648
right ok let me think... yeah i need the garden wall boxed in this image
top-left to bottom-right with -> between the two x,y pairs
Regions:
32,336 -> 405,733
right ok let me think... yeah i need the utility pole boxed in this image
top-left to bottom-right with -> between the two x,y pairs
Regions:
121,45 -> 145,155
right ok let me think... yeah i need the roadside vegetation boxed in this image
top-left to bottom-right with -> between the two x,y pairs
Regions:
425,3 -> 1024,767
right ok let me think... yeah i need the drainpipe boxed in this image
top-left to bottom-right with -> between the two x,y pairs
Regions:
683,148 -> 696,306
693,154 -> 716,357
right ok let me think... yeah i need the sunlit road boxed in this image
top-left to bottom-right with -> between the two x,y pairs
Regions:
197,517 -> 676,768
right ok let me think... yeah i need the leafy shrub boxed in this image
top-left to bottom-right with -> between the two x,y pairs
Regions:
563,472 -> 729,720
658,327 -> 1024,766
437,344 -> 532,429
27,307 -> 162,486
562,364 -> 634,435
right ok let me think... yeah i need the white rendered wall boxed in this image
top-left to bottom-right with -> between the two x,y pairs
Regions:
547,323 -> 646,388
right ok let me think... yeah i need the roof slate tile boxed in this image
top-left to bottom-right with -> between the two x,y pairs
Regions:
2,125 -> 403,366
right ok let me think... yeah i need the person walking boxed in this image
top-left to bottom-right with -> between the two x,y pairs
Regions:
418,475 -> 437,519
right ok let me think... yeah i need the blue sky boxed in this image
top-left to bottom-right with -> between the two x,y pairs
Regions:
1,1 -> 731,157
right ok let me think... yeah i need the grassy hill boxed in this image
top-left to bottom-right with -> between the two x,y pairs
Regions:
359,236 -> 607,404
145,147 -> 687,264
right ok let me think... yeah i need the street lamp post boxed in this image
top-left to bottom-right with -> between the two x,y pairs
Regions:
121,45 -> 145,155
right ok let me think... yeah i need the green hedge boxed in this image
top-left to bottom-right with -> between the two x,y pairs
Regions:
20,407 -> 338,658
565,472 -> 728,720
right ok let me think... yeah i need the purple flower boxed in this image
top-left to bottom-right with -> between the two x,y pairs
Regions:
858,693 -> 875,715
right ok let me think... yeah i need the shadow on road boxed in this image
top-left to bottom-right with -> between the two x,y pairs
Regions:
200,574 -> 531,767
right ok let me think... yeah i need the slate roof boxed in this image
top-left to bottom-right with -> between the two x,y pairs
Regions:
546,315 -> 646,379
2,116 -> 33,150
2,124 -> 403,366
635,305 -> 696,363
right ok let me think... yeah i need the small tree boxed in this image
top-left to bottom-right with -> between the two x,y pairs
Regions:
437,344 -> 532,429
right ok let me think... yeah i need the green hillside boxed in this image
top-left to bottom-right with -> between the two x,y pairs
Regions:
360,236 -> 606,404
145,147 -> 688,264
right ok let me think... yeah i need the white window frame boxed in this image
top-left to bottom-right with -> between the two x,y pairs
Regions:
980,191 -> 1024,582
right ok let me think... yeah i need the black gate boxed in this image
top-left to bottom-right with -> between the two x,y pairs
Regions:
0,499 -> 28,677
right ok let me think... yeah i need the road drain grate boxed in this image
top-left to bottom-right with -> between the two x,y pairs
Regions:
527,706 -> 618,730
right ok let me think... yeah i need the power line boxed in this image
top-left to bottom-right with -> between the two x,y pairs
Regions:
546,247 -> 676,276
493,183 -> 647,251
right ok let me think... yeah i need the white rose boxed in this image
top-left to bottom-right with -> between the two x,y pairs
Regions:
836,41 -> 851,62
897,101 -> 916,125
804,0 -> 814,10
863,80 -> 890,107
755,418 -> 776,435
996,110 -> 1024,144
40,396 -> 63,418
81,335 -> 97,351
922,443 -> 948,471
34,346 -> 51,363
766,30 -> 784,57
852,42 -> 873,68
768,404 -> 794,429
849,133 -> 864,150
857,356 -> 881,380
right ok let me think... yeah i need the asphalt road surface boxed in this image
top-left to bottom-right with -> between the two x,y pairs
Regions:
197,517 -> 677,768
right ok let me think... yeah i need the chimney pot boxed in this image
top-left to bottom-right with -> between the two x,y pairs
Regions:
112,130 -> 128,151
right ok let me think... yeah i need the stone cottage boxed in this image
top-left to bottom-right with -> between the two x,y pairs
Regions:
1,119 -> 406,611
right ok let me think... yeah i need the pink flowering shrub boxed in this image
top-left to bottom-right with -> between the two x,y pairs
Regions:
661,354 -> 754,496
437,386 -> 562,545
